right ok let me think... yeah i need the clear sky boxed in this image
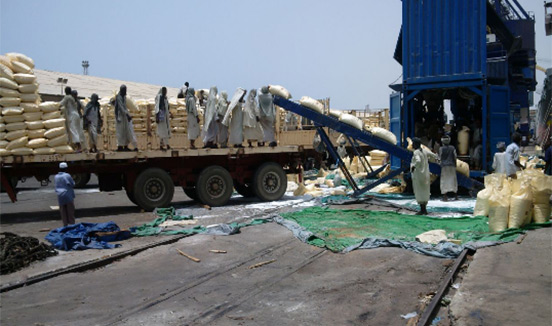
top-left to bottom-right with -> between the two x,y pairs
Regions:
0,0 -> 550,110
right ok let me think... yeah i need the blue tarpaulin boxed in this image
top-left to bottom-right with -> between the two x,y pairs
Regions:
45,222 -> 131,251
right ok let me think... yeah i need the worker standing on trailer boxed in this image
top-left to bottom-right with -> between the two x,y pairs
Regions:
114,85 -> 138,151
83,93 -> 102,153
224,88 -> 246,148
59,86 -> 83,153
71,90 -> 87,152
505,132 -> 524,178
54,162 -> 76,227
186,87 -> 200,149
178,82 -> 189,98
411,137 -> 430,215
438,134 -> 458,201
243,89 -> 263,147
491,142 -> 507,174
202,86 -> 219,148
258,86 -> 277,147
155,87 -> 171,150
216,91 -> 229,148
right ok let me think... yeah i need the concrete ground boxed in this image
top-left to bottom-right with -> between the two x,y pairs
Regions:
0,176 -> 551,325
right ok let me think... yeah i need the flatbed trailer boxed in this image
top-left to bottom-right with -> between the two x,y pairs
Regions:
0,146 -> 305,210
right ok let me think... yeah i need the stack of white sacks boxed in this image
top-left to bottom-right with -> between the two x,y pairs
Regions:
0,52 -> 74,156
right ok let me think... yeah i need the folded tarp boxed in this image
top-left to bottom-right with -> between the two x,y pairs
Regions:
45,222 -> 131,251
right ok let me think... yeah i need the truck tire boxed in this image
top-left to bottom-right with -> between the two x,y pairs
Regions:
196,165 -> 233,207
234,182 -> 256,198
183,187 -> 200,202
133,168 -> 174,211
72,173 -> 91,188
126,189 -> 137,205
253,162 -> 286,201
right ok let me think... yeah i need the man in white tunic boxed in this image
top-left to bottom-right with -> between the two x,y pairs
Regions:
216,91 -> 229,148
492,142 -> 507,174
155,87 -> 171,150
243,89 -> 263,147
410,137 -> 430,215
59,86 -> 83,153
505,132 -> 524,178
202,86 -> 218,148
83,93 -> 102,153
186,88 -> 200,149
114,85 -> 138,151
258,86 -> 277,147
438,135 -> 457,201
71,89 -> 87,151
222,88 -> 246,148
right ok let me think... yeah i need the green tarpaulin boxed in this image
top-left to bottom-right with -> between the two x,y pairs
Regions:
280,206 -> 551,253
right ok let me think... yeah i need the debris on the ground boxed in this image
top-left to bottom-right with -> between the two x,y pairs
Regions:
400,311 -> 418,319
452,283 -> 460,289
440,296 -> 452,306
416,229 -> 447,244
248,259 -> 276,269
431,316 -> 443,325
209,249 -> 227,254
176,249 -> 200,262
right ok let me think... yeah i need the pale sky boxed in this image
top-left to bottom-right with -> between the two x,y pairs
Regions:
1,0 -> 550,110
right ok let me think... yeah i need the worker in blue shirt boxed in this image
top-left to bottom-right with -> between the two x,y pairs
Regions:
54,162 -> 76,226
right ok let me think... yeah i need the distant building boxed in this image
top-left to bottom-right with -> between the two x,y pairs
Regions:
35,69 -> 181,101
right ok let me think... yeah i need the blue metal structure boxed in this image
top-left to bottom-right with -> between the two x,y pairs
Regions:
273,97 -> 483,196
391,0 -> 536,177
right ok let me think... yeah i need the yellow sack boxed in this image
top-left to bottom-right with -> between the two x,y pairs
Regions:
488,180 -> 511,232
6,136 -> 28,150
43,118 -> 65,129
3,115 -> 25,123
10,61 -> 32,74
39,102 -> 61,112
0,63 -> 14,80
26,121 -> 44,130
27,138 -> 48,149
0,97 -> 21,107
23,112 -> 42,121
0,77 -> 19,90
44,127 -> 66,139
28,128 -> 46,139
0,140 -> 7,148
33,147 -> 56,155
5,129 -> 27,141
47,134 -> 68,147
42,111 -> 61,120
13,73 -> 36,84
53,145 -> 74,154
5,122 -> 26,132
508,183 -> 533,228
10,147 -> 33,156
18,83 -> 39,94
473,188 -> 492,216
0,148 -> 9,156
21,102 -> 40,112
293,183 -> 307,196
6,52 -> 35,68
20,93 -> 40,103
0,86 -> 19,97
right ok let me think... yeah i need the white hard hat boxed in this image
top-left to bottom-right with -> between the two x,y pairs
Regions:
59,162 -> 68,169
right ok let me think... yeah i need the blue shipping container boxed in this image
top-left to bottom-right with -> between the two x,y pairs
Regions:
402,0 -> 487,85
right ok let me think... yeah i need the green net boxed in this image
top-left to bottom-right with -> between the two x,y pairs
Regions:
280,206 -> 551,252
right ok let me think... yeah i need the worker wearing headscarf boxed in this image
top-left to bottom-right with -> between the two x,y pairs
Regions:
259,86 -> 277,147
243,89 -> 263,147
492,142 -> 507,174
155,87 -> 171,150
114,85 -> 138,151
59,86 -> 83,153
186,87 -> 200,149
216,91 -> 229,148
71,90 -> 87,151
438,134 -> 457,201
84,93 -> 102,153
410,137 -> 430,215
223,88 -> 246,148
258,86 -> 277,147
202,86 -> 219,148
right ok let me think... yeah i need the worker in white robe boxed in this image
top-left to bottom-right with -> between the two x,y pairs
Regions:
216,91 -> 229,148
59,86 -> 83,153
71,90 -> 87,151
186,88 -> 200,149
155,87 -> 171,150
222,88 -> 246,148
114,85 -> 138,151
202,86 -> 218,148
83,93 -> 102,153
410,137 -> 430,215
492,142 -> 507,174
438,135 -> 458,201
243,89 -> 263,147
258,86 -> 277,147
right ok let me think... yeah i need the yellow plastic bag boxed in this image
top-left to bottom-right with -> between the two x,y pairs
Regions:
488,180 -> 511,232
508,183 -> 533,228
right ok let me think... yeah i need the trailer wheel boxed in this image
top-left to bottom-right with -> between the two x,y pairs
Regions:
133,168 -> 174,211
253,162 -> 286,201
126,189 -> 137,205
234,182 -> 256,198
183,187 -> 199,202
72,173 -> 91,188
196,165 -> 233,207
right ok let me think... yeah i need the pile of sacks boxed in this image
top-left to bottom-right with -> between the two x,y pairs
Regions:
168,98 -> 188,134
474,170 -> 552,232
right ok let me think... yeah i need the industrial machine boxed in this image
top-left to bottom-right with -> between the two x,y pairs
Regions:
390,0 -> 536,177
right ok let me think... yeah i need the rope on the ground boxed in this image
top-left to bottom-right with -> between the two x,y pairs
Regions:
0,232 -> 58,275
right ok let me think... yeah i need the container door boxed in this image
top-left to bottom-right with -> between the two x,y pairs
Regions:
487,85 -> 510,160
389,91 -> 402,169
